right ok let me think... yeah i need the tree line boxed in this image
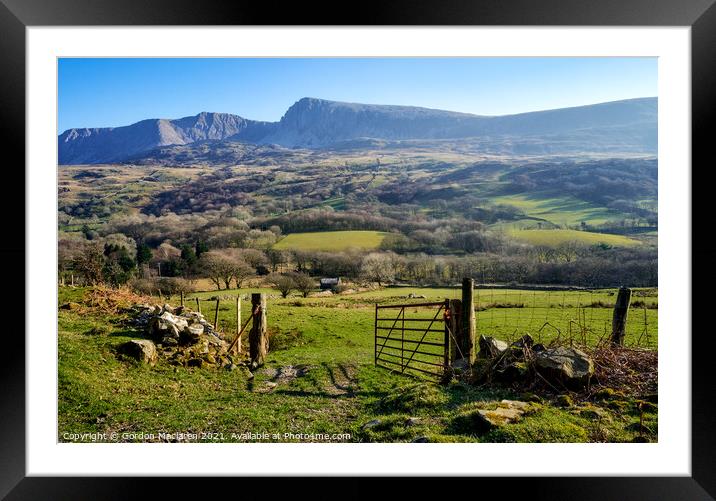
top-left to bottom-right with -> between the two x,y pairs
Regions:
60,225 -> 657,292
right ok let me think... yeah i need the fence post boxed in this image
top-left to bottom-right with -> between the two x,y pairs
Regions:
213,298 -> 220,330
236,294 -> 242,354
249,293 -> 268,367
449,299 -> 462,364
461,278 -> 476,364
610,287 -> 632,345
443,299 -> 450,371
180,291 -> 184,307
196,297 -> 201,315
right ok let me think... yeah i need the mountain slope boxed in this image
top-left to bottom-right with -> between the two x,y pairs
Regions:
58,112 -> 274,164
58,97 -> 657,164
259,97 -> 656,148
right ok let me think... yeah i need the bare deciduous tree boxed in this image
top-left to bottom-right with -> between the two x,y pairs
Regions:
267,273 -> 296,298
199,251 -> 236,290
266,249 -> 288,272
198,249 -> 257,290
291,272 -> 316,298
232,261 -> 255,289
360,252 -> 395,287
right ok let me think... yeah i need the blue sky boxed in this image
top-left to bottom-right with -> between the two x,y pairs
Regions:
58,57 -> 657,133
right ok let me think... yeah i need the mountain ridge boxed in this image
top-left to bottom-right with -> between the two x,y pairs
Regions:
58,96 -> 657,164
58,112 -> 275,164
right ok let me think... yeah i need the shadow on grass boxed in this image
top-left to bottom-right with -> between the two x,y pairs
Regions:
367,367 -> 517,419
322,361 -> 356,396
266,361 -> 384,400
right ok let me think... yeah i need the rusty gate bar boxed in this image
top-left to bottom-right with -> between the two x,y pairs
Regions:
375,306 -> 405,361
374,304 -> 378,366
400,305 -> 444,371
378,344 -> 444,358
376,301 -> 446,309
375,336 -> 444,347
376,326 -> 444,333
401,307 -> 405,373
374,300 -> 448,380
379,353 -> 445,368
377,358 -> 443,378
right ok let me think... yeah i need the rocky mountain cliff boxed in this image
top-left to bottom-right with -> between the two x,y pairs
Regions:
58,97 -> 657,164
58,112 -> 274,164
259,97 -> 656,149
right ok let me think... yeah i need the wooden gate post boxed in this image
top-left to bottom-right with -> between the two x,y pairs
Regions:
249,293 -> 268,367
449,299 -> 462,364
461,278 -> 476,364
610,287 -> 632,346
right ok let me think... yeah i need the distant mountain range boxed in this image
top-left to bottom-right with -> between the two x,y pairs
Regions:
58,96 -> 657,164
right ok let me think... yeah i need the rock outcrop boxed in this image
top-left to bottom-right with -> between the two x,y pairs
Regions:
119,339 -> 158,365
478,335 -> 509,359
476,400 -> 533,429
453,400 -> 538,435
535,346 -> 594,389
473,334 -> 594,390
129,303 -> 234,369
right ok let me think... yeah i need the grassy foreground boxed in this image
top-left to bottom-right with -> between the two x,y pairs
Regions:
58,286 -> 658,443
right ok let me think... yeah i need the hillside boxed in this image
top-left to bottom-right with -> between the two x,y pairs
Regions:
260,96 -> 656,149
58,97 -> 657,164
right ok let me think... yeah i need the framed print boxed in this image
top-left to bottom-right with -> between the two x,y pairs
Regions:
2,0 -> 714,498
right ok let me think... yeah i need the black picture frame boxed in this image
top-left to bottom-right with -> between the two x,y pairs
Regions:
1,0 -> 712,498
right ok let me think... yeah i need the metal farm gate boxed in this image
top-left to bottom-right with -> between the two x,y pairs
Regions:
374,300 -> 450,380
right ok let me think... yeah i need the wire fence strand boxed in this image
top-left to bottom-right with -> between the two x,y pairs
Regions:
472,287 -> 656,348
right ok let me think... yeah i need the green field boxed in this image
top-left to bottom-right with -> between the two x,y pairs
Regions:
58,285 -> 657,444
490,218 -> 558,231
273,230 -> 388,251
509,229 -> 642,248
491,193 -> 627,227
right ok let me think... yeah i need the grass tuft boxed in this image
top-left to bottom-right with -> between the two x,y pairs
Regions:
379,383 -> 450,414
